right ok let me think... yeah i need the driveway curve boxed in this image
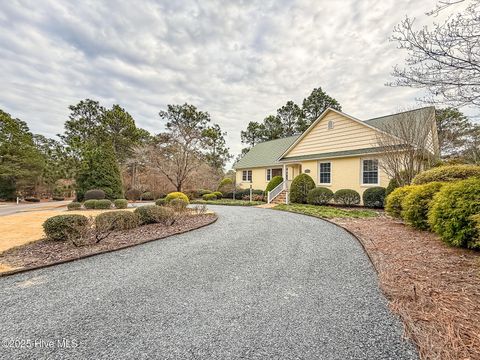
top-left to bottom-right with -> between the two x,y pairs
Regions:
0,205 -> 417,359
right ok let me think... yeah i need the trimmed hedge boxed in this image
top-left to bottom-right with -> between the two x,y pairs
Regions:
141,192 -> 155,201
134,205 -> 176,225
165,192 -> 189,204
412,164 -> 480,185
25,197 -> 40,202
290,174 -> 315,204
385,179 -> 400,196
84,189 -> 106,200
67,202 -> 82,211
95,199 -> 112,209
334,189 -> 360,206
169,198 -> 188,212
428,178 -> 480,249
155,198 -> 167,206
362,187 -> 386,208
307,187 -> 333,205
401,182 -> 444,230
265,176 -> 283,193
203,193 -> 217,201
213,191 -> 223,199
114,199 -> 128,209
83,199 -> 98,209
95,211 -> 139,231
385,186 -> 415,218
125,189 -> 142,201
196,189 -> 212,197
43,214 -> 89,241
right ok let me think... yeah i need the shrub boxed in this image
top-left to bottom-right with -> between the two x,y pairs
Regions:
307,187 -> 334,205
412,164 -> 480,185
84,189 -> 105,200
67,202 -> 82,211
24,197 -> 40,202
212,191 -> 223,199
334,189 -> 360,206
203,193 -> 217,201
385,178 -> 399,196
95,211 -> 139,231
362,187 -> 386,208
241,194 -> 265,202
52,196 -> 65,201
289,174 -> 316,204
169,198 -> 188,212
83,199 -> 98,209
196,189 -> 212,198
95,199 -> 112,209
43,214 -> 89,241
217,178 -> 234,193
224,189 -> 263,200
114,199 -> 128,209
134,205 -> 176,225
428,178 -> 480,249
155,198 -> 167,206
385,186 -> 415,218
165,192 -> 189,204
401,182 -> 444,230
125,189 -> 142,201
265,176 -> 283,193
140,192 -> 155,201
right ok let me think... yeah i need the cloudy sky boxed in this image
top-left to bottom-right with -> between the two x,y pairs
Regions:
0,0 -> 456,167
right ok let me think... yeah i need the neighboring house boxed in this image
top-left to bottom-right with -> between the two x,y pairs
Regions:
234,107 -> 438,204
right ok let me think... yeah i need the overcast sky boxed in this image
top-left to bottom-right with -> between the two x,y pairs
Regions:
0,0 -> 459,168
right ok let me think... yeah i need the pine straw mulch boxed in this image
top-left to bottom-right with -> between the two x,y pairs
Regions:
0,214 -> 217,275
332,215 -> 480,360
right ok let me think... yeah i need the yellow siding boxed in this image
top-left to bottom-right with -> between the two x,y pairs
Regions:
284,111 -> 381,158
236,167 -> 293,191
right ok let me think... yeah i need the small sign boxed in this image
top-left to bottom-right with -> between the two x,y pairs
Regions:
304,169 -> 310,173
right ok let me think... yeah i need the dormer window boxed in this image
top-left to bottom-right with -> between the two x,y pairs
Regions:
327,120 -> 334,129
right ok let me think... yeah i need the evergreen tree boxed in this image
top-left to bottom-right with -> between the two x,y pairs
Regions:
300,87 -> 341,132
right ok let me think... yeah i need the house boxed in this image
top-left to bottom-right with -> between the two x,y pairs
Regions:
234,107 -> 438,204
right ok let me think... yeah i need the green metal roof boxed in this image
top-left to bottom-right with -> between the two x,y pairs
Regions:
233,135 -> 299,169
364,106 -> 435,134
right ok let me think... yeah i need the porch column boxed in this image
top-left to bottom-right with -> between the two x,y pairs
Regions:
282,164 -> 287,190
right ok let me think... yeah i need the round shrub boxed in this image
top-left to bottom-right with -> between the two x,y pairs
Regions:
218,178 -> 234,193
140,192 -> 155,201
212,191 -> 223,199
196,189 -> 212,197
125,189 -> 141,201
362,187 -> 386,208
428,178 -> 480,249
412,164 -> 480,185
114,199 -> 128,209
307,187 -> 334,205
401,182 -> 444,230
334,189 -> 360,206
203,193 -> 217,201
265,176 -> 283,193
67,202 -> 82,211
385,186 -> 415,218
84,189 -> 106,200
385,178 -> 399,196
43,214 -> 89,241
155,198 -> 167,206
95,199 -> 112,209
169,198 -> 188,212
52,196 -> 65,201
95,211 -> 139,231
289,174 -> 315,204
83,199 -> 98,209
165,192 -> 189,204
134,205 -> 176,225
24,197 -> 40,202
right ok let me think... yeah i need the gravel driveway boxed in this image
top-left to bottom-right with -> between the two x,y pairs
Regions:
0,205 -> 417,359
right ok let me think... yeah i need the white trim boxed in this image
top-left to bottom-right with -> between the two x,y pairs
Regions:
242,169 -> 252,183
318,161 -> 332,185
266,167 -> 283,181
360,158 -> 380,186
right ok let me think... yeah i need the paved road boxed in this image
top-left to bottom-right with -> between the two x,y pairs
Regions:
0,201 -> 71,216
0,206 -> 417,359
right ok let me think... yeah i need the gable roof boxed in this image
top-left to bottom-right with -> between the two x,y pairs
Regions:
233,135 -> 299,169
364,106 -> 435,135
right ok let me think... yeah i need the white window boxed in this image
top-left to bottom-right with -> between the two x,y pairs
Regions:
319,162 -> 331,184
362,159 -> 379,185
266,168 -> 282,181
242,170 -> 252,182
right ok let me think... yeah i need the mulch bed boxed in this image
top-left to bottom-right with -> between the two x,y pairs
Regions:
0,214 -> 217,275
332,215 -> 480,360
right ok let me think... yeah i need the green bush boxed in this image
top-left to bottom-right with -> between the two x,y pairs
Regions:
25,197 -> 40,202
428,178 -> 480,249
203,193 -> 217,201
141,192 -> 154,201
52,196 -> 65,201
165,192 -> 189,203
385,186 -> 415,218
83,199 -> 98,209
401,182 -> 444,230
307,187 -> 334,205
134,205 -> 176,225
217,178 -> 234,193
84,189 -> 105,200
212,191 -> 223,199
169,198 -> 188,212
196,189 -> 212,197
95,211 -> 139,231
95,199 -> 112,209
0,177 -> 16,201
43,214 -> 89,241
334,189 -> 360,206
290,174 -> 315,204
265,176 -> 283,193
67,202 -> 82,211
362,187 -> 386,208
412,164 -> 480,185
385,178 -> 399,196
114,199 -> 128,209
155,198 -> 167,206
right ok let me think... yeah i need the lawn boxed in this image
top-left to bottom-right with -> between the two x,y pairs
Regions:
191,199 -> 264,206
274,203 -> 378,219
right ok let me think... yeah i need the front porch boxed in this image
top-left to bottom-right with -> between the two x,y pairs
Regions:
267,162 -> 302,204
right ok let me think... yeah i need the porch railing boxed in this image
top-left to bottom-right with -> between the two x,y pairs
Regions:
267,180 -> 286,204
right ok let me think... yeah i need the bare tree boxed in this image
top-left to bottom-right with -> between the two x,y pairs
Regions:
375,109 -> 439,186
